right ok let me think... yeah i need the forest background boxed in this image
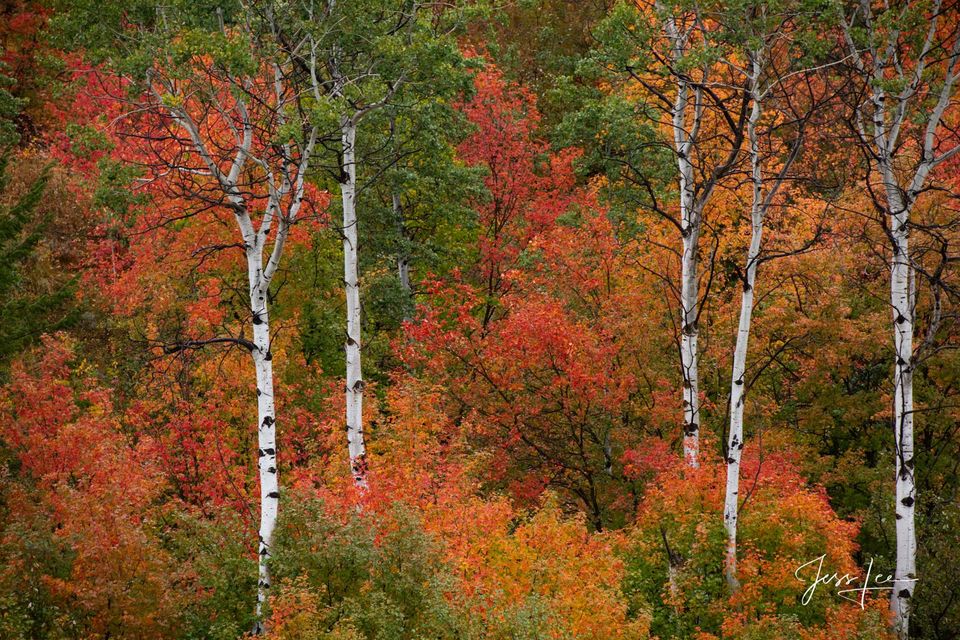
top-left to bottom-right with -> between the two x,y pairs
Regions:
1,0 -> 960,639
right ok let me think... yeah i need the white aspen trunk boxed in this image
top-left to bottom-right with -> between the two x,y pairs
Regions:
341,120 -> 368,489
724,74 -> 763,591
159,61 -> 317,635
660,9 -> 702,468
248,248 -> 279,631
886,182 -> 916,639
679,160 -> 701,469
668,67 -> 702,469
841,13 -> 960,637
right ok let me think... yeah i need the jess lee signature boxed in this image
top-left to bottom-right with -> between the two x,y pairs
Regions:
795,554 -> 917,608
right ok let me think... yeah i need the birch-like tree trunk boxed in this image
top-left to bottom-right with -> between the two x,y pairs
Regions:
318,0 -> 407,488
153,69 -> 316,630
248,249 -> 279,629
886,181 -> 917,635
341,120 -> 368,488
663,11 -> 704,468
722,46 -> 812,591
319,0 -> 368,490
724,63 -> 763,591
244,160 -> 313,631
842,7 -> 960,634
656,4 -> 747,470
679,188 -> 702,469
249,135 -> 314,634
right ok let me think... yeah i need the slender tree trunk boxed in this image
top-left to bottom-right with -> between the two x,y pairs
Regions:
248,249 -> 278,631
886,182 -> 916,639
393,192 -> 412,303
397,255 -> 411,298
841,12 -> 960,636
660,525 -> 684,608
388,113 -> 412,309
341,120 -> 368,488
723,86 -> 764,591
160,66 -> 316,635
679,164 -> 701,469
667,62 -> 702,468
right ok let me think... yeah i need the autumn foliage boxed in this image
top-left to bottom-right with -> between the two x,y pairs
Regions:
5,1 -> 960,639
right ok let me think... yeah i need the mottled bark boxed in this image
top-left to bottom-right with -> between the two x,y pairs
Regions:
341,121 -> 368,489
841,7 -> 960,633
886,180 -> 917,636
155,74 -> 314,631
320,2 -> 405,488
724,69 -> 763,591
679,198 -> 701,469
661,8 -> 705,468
249,254 -> 278,628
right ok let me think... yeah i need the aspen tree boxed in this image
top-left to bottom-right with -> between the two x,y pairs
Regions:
51,4 -> 320,629
841,2 -> 960,635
